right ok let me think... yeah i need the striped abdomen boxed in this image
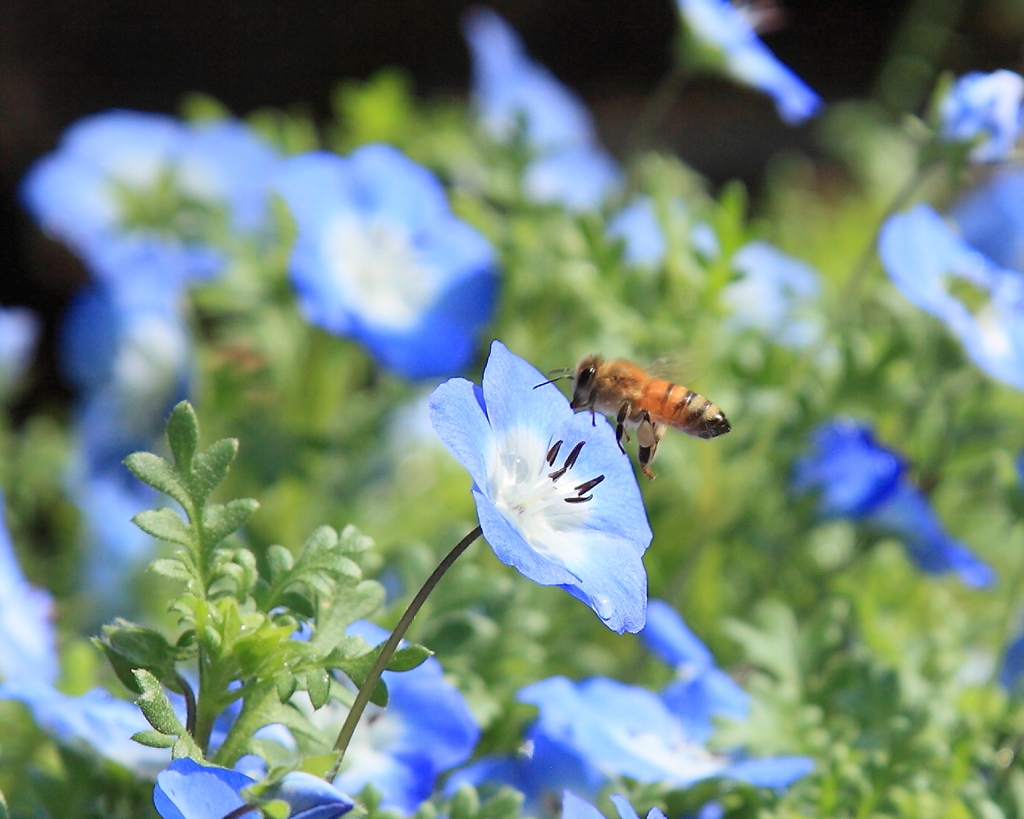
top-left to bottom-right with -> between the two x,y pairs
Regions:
640,379 -> 730,440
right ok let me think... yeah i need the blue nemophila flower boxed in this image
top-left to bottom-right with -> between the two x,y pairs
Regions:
301,621 -> 478,814
676,0 -> 823,125
520,676 -> 813,788
462,7 -> 622,211
563,790 -> 667,819
606,197 -> 720,268
429,341 -> 652,633
0,306 -> 41,396
0,494 -> 58,685
0,681 -> 171,776
274,145 -> 498,379
1000,623 -> 1024,691
939,70 -> 1024,163
879,204 -> 1024,391
721,241 -> 822,348
950,166 -> 1024,275
793,418 -> 995,587
154,758 -> 355,819
21,110 -> 278,277
641,600 -> 749,744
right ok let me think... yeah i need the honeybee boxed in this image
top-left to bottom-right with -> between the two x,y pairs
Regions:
565,355 -> 730,479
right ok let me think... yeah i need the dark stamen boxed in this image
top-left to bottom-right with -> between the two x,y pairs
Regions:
564,495 -> 593,504
546,440 -> 563,466
548,441 -> 586,481
574,475 -> 605,495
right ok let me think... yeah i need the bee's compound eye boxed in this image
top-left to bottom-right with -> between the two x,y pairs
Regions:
578,365 -> 596,388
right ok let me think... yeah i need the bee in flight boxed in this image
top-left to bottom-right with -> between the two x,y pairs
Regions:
539,355 -> 730,479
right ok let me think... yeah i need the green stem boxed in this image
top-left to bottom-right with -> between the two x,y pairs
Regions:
327,525 -> 483,781
626,62 -> 692,154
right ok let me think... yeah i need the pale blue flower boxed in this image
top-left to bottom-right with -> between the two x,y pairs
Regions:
520,676 -> 813,788
1000,624 -> 1024,690
879,204 -> 1024,391
939,70 -> 1024,162
793,418 -> 995,588
641,600 -> 749,743
606,197 -> 720,268
154,758 -> 355,819
462,7 -> 622,211
676,0 -> 822,125
429,341 -> 652,633
308,621 -> 479,814
0,306 -> 41,395
949,166 -> 1024,274
563,791 -> 667,819
0,681 -> 171,777
274,145 -> 498,378
722,241 -> 822,348
0,494 -> 58,685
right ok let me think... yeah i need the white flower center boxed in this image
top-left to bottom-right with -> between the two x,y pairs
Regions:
488,428 -> 605,560
322,213 -> 441,331
617,724 -> 727,785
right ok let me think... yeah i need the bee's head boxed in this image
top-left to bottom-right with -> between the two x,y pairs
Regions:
570,355 -> 601,409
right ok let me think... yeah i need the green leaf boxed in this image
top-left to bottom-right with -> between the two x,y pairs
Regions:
337,523 -> 375,554
133,669 -> 187,736
201,498 -> 259,547
449,784 -> 480,819
0,788 -> 8,819
188,438 -> 239,505
151,557 -> 193,582
124,452 -> 191,511
171,735 -> 204,761
96,619 -> 191,694
132,730 -> 178,749
306,668 -> 332,710
267,544 -> 294,583
167,401 -> 200,471
311,581 -> 386,653
387,645 -> 432,672
133,508 -> 193,548
478,788 -> 523,819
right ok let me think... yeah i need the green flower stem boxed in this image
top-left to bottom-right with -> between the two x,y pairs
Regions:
327,525 -> 483,781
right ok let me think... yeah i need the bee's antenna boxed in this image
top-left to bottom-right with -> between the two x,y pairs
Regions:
533,368 -> 572,389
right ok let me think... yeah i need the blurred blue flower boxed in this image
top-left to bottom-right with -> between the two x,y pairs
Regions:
721,241 -> 822,348
939,70 -> 1024,163
606,197 -> 720,268
949,166 -> 1024,275
641,600 -> 749,743
154,758 -> 354,819
793,418 -> 995,587
310,621 -> 478,813
0,306 -> 41,396
274,145 -> 498,378
519,676 -> 813,788
21,110 -> 278,275
446,726 -> 605,815
1000,624 -> 1024,690
563,790 -> 666,819
0,494 -> 58,685
462,7 -> 622,210
429,340 -> 652,633
676,0 -> 823,125
879,204 -> 1024,391
0,681 -> 170,776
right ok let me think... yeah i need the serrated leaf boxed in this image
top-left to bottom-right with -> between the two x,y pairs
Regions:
278,591 -> 315,618
188,438 -> 239,505
306,668 -> 331,710
167,401 -> 200,471
134,508 -> 193,548
151,557 -> 194,582
134,669 -> 187,736
267,545 -> 294,583
132,730 -> 177,748
201,498 -> 259,547
97,619 -> 190,694
124,452 -> 191,511
386,645 -> 432,673
311,581 -> 386,653
337,523 -> 375,554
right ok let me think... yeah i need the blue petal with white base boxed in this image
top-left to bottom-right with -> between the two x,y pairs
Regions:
939,70 -> 1024,163
275,145 -> 498,379
429,341 -> 652,633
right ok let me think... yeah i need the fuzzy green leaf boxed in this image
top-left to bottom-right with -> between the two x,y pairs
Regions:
150,557 -> 193,582
267,544 -> 294,583
449,784 -> 480,819
133,669 -> 187,736
132,730 -> 178,749
166,401 -> 200,471
188,438 -> 239,505
478,788 -> 524,819
97,619 -> 192,694
124,452 -> 191,512
201,498 -> 259,547
306,668 -> 332,710
337,523 -> 375,554
311,580 -> 386,653
133,508 -> 193,548
386,645 -> 432,673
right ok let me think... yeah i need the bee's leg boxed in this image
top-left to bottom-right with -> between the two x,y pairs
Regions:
636,412 -> 662,480
614,403 -> 629,453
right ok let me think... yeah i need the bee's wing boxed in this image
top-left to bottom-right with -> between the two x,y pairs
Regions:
644,351 -> 701,384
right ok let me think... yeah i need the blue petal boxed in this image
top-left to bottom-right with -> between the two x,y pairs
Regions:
273,772 -> 354,819
481,340 -> 576,440
939,70 -> 1024,162
661,669 -> 750,744
522,147 -> 622,212
429,377 -> 493,491
1000,628 -> 1024,689
950,167 -> 1024,274
721,755 -> 814,787
641,599 -> 714,668
0,306 -> 41,393
607,198 -> 667,267
154,759 -> 253,819
562,791 -> 606,819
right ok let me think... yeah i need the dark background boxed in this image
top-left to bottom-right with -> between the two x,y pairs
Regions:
2,0 -> 1022,408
